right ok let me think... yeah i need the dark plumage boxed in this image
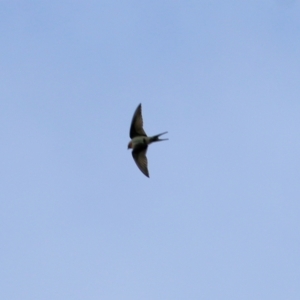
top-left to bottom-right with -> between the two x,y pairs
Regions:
127,103 -> 168,178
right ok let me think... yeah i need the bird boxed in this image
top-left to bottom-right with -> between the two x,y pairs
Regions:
128,103 -> 168,177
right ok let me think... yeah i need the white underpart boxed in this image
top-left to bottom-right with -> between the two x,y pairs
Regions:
131,136 -> 151,148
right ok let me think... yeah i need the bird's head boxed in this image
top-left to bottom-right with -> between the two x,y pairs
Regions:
127,141 -> 132,149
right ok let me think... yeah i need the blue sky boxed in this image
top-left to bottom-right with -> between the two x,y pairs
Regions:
1,1 -> 300,299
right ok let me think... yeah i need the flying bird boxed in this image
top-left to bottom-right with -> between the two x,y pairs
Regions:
128,104 -> 168,177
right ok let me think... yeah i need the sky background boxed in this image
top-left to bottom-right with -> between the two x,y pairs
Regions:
1,1 -> 300,299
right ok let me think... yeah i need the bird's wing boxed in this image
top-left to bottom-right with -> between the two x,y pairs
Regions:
132,146 -> 149,178
130,103 -> 147,138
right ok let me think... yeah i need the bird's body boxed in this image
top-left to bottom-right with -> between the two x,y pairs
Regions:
128,104 -> 168,177
130,136 -> 148,148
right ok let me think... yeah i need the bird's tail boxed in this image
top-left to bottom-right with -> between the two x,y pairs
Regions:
150,132 -> 168,143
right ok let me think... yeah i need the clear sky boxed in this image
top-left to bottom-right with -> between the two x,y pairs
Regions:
1,1 -> 300,299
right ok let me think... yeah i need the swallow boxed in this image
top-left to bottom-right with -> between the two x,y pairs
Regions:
128,103 -> 168,177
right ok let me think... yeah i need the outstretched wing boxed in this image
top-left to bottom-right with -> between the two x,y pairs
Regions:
132,146 -> 149,178
129,103 -> 147,138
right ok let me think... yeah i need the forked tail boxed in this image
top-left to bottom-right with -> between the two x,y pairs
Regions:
150,132 -> 168,143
